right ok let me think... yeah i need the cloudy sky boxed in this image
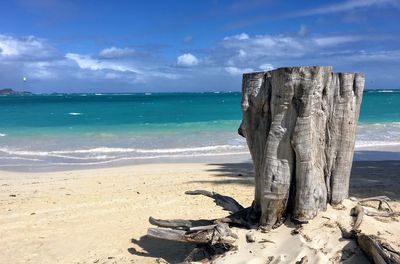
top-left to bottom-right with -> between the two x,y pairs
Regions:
1,0 -> 399,92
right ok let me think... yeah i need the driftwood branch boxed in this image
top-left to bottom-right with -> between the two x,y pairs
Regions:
185,190 -> 244,214
357,234 -> 400,264
147,224 -> 237,245
149,216 -> 214,230
351,196 -> 392,202
363,208 -> 400,217
351,204 -> 364,231
350,196 -> 400,218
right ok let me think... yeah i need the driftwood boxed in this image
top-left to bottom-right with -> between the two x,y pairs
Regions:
185,190 -> 244,214
147,223 -> 237,245
350,196 -> 400,217
147,190 -> 242,246
351,204 -> 364,231
357,234 -> 400,264
338,203 -> 400,264
239,66 -> 364,229
149,216 -> 214,230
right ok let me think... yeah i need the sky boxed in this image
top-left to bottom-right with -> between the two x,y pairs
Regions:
0,0 -> 399,93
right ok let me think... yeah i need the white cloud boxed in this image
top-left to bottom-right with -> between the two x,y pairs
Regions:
225,66 -> 253,76
218,32 -> 397,79
0,34 -> 56,59
259,64 -> 274,71
177,53 -> 199,66
228,0 -> 399,30
220,32 -> 383,67
224,33 -> 249,41
26,61 -> 56,79
0,31 -> 399,91
293,0 -> 399,17
222,33 -> 309,61
348,50 -> 400,61
65,50 -> 180,83
98,47 -> 135,58
313,36 -> 362,47
298,25 -> 308,36
65,53 -> 139,73
238,49 -> 246,57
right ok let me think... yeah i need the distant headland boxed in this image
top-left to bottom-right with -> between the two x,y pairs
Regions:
0,89 -> 32,95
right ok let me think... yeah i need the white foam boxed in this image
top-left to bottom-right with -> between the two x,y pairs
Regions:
0,145 -> 246,162
0,148 -> 115,160
0,133 -> 6,137
376,90 -> 397,93
68,112 -> 83,116
50,145 -> 245,154
355,141 -> 400,148
0,156 -> 42,161
51,151 -> 250,166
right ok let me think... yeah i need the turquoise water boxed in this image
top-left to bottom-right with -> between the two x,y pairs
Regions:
361,90 -> 400,123
0,91 -> 399,169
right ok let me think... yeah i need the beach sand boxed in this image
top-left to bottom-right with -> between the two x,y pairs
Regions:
0,159 -> 399,263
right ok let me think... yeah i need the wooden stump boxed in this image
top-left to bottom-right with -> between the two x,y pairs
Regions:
146,66 -> 370,262
239,66 -> 364,228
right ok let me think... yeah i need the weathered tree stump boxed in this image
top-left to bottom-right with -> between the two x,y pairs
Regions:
146,66 -> 371,262
238,66 -> 364,229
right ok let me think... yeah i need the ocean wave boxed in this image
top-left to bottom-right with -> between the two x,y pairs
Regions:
0,133 -> 6,137
0,145 -> 246,160
0,156 -> 42,161
0,148 -> 115,160
355,141 -> 400,148
365,90 -> 400,93
51,145 -> 244,154
68,112 -> 83,116
50,151 -> 250,166
375,90 -> 397,93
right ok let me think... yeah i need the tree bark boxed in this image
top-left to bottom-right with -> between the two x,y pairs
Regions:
239,66 -> 364,228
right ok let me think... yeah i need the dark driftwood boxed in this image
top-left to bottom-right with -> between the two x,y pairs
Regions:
239,66 -> 364,228
149,216 -> 214,230
185,190 -> 244,214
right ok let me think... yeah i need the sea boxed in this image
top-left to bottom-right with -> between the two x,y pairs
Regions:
1,90 -> 399,170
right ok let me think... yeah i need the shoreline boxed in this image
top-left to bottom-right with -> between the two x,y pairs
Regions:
0,143 -> 400,172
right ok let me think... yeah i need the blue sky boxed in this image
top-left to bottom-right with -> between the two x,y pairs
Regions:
0,0 -> 399,92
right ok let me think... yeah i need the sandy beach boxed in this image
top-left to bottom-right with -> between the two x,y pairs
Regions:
1,149 -> 400,263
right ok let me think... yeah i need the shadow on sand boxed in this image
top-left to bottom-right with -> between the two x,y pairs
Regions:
190,151 -> 400,200
350,152 -> 400,200
128,150 -> 400,261
129,237 -> 196,263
